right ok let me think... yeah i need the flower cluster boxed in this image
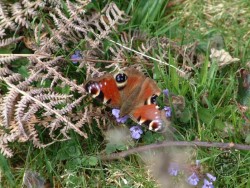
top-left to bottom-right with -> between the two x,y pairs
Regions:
168,160 -> 216,187
112,109 -> 129,123
129,126 -> 143,139
202,173 -> 216,188
112,109 -> 144,139
164,106 -> 171,117
168,162 -> 179,176
187,172 -> 200,186
163,89 -> 171,118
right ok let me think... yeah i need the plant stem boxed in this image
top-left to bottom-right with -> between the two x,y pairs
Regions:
100,140 -> 250,161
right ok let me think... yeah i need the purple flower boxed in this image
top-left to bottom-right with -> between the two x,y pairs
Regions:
206,173 -> 216,182
112,109 -> 129,123
71,50 -> 82,64
168,162 -> 179,176
164,106 -> 171,117
163,89 -> 169,97
187,173 -> 199,186
130,126 -> 143,139
202,179 -> 214,188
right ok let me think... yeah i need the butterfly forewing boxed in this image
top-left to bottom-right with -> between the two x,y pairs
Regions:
85,75 -> 121,108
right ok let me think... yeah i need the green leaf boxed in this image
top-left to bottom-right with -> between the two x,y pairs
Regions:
169,55 -> 179,90
116,144 -> 127,151
155,19 -> 181,36
238,70 -> 250,106
214,119 -> 225,130
18,66 -> 30,78
105,143 -> 127,155
0,154 -> 15,186
199,57 -> 209,86
105,143 -> 117,155
88,156 -> 98,166
142,131 -> 164,144
180,108 -> 192,123
0,47 -> 13,53
198,107 -> 213,125
56,142 -> 81,160
64,173 -> 86,187
66,158 -> 82,170
54,85 -> 71,94
81,156 -> 98,166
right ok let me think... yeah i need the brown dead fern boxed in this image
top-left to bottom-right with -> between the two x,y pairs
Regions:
0,1 -> 131,157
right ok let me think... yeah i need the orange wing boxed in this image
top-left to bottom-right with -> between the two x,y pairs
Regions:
130,104 -> 168,132
85,75 -> 121,108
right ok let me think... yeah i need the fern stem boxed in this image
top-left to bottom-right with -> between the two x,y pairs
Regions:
0,54 -> 50,58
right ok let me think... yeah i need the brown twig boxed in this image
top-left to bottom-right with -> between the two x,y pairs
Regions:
100,141 -> 250,161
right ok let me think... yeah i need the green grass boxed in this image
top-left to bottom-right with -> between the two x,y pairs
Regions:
1,0 -> 250,187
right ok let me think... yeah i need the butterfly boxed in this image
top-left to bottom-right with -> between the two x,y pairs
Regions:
84,68 -> 169,132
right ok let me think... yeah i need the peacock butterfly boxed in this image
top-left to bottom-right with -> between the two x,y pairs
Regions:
84,68 -> 169,132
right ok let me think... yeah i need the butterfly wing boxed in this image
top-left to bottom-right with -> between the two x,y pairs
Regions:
119,69 -> 169,132
85,68 -> 147,111
85,68 -> 169,132
85,74 -> 122,108
130,104 -> 169,132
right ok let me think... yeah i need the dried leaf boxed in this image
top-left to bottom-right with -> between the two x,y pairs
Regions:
210,48 -> 240,67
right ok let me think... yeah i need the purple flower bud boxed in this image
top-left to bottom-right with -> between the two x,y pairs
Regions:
164,106 -> 171,117
187,173 -> 199,186
130,126 -> 143,139
206,173 -> 216,182
71,50 -> 82,64
163,89 -> 169,97
112,109 -> 120,118
202,178 -> 214,188
112,109 -> 129,123
168,162 -> 179,176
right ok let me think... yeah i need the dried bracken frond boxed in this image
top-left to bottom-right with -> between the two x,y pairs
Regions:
0,36 -> 23,47
1,89 -> 20,127
108,31 -> 197,77
0,55 -> 22,64
37,1 -> 129,56
1,0 -> 121,158
0,67 -> 13,76
0,2 -> 16,35
0,72 -> 89,157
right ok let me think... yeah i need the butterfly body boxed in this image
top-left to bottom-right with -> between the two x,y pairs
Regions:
85,68 -> 169,132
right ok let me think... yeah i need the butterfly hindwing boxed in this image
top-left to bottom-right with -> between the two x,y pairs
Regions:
130,104 -> 167,132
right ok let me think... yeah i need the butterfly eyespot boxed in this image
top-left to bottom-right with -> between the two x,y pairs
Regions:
85,81 -> 101,98
150,94 -> 158,104
149,120 -> 162,132
115,72 -> 128,89
146,94 -> 158,105
115,73 -> 127,83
